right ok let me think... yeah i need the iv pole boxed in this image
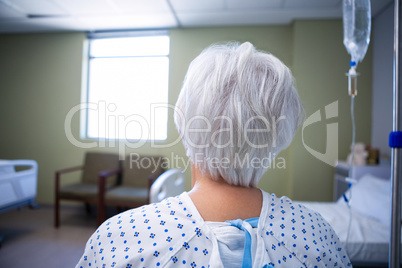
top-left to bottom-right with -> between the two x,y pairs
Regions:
390,0 -> 402,267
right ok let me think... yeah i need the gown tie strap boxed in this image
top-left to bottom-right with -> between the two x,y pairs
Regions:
226,217 -> 259,268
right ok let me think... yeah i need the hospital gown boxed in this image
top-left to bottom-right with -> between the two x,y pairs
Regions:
76,191 -> 351,267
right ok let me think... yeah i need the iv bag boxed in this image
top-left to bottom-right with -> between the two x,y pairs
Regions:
343,0 -> 371,65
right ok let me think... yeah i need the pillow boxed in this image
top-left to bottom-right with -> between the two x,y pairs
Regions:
337,173 -> 391,226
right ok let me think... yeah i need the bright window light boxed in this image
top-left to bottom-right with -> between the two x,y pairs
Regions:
84,34 -> 169,141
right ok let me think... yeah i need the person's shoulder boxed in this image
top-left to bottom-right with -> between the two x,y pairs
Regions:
261,192 -> 331,227
99,192 -> 193,231
260,192 -> 351,267
83,193 -> 214,267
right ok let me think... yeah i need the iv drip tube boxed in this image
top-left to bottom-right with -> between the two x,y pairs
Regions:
389,0 -> 402,267
349,96 -> 356,169
344,96 -> 355,256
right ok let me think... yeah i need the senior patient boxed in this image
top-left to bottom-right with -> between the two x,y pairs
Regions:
76,42 -> 351,268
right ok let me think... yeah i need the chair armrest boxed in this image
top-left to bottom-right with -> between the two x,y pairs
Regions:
99,168 -> 121,179
98,168 -> 122,225
55,166 -> 83,192
98,168 -> 121,196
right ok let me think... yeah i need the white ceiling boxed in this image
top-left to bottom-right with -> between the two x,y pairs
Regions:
0,0 -> 393,34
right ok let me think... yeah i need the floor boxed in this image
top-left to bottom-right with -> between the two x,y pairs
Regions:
0,204 -> 100,268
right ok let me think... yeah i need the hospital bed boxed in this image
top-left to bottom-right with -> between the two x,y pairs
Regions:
0,159 -> 38,245
299,163 -> 393,267
0,159 -> 38,213
149,168 -> 185,203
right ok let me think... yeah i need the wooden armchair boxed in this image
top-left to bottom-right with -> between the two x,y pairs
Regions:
54,152 -> 120,228
97,155 -> 165,225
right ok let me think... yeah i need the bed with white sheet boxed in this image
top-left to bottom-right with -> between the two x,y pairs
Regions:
300,173 -> 393,266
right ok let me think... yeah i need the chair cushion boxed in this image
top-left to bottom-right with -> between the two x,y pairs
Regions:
59,183 -> 98,199
59,183 -> 114,199
105,187 -> 148,203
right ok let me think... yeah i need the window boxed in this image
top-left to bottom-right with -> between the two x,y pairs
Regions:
82,32 -> 170,141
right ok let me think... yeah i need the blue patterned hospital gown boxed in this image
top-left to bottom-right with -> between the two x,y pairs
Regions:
76,191 -> 351,268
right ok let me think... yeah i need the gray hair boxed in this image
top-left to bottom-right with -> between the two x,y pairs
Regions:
174,42 -> 304,187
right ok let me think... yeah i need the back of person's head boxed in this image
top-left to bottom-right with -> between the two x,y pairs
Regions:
174,42 -> 304,187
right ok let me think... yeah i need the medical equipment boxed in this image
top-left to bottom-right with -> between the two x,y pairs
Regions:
390,1 -> 402,266
342,0 -> 371,256
343,0 -> 371,168
342,0 -> 371,174
0,159 -> 38,213
343,0 -> 371,97
149,168 -> 185,203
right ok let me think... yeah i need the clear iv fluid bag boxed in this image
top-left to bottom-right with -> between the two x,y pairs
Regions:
343,0 -> 371,64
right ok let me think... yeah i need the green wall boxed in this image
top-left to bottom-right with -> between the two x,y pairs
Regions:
290,21 -> 372,200
0,20 -> 372,204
